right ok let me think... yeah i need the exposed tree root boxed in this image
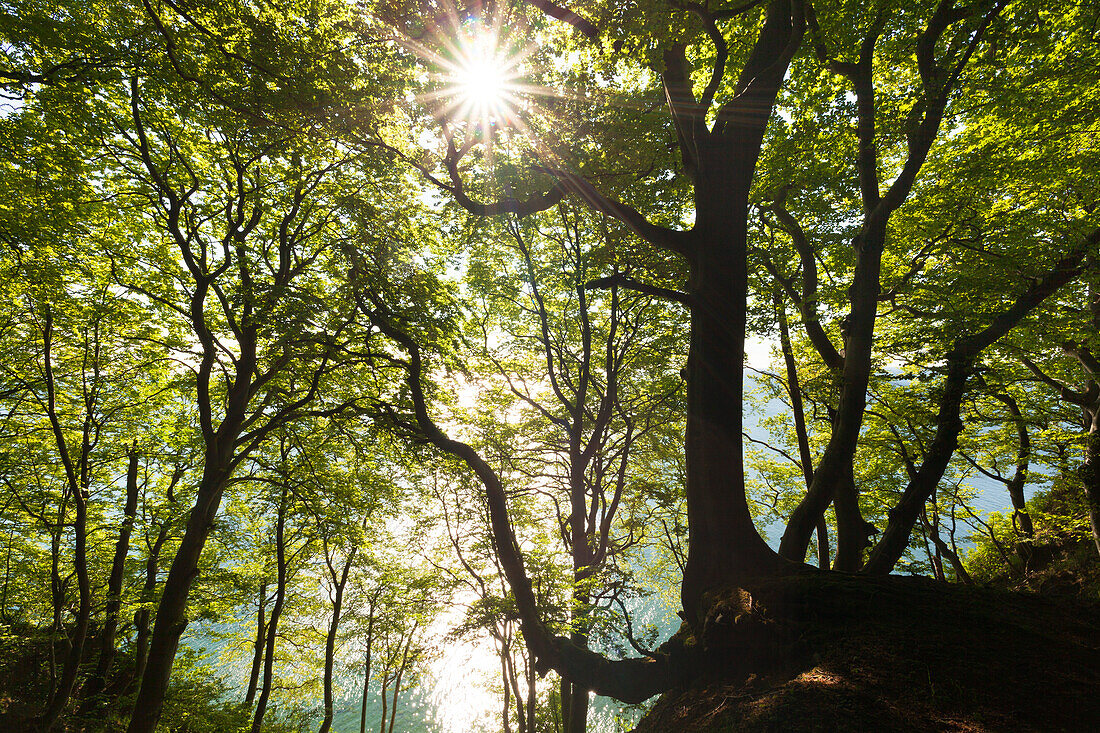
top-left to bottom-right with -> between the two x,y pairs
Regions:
634,573 -> 1100,732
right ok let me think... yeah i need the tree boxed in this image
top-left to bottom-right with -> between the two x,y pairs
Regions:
373,0 -> 1099,709
1,0 -> 1099,728
456,204 -> 686,729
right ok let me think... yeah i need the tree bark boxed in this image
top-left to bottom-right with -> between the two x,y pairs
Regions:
385,622 -> 417,733
39,309 -> 95,731
41,487 -> 90,731
359,594 -> 377,733
367,0 -> 804,701
129,522 -> 169,694
244,582 -> 267,705
776,291 -> 830,568
252,485 -> 290,733
319,548 -> 356,733
128,456 -> 238,732
82,444 -> 141,712
678,0 -> 805,621
780,0 -> 1004,566
992,391 -> 1034,538
865,249 -> 1086,573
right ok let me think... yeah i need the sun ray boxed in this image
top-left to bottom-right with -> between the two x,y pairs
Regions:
397,2 -> 655,202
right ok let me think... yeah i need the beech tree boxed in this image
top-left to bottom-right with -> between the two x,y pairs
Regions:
1,0 -> 1099,729
367,0 -> 1099,712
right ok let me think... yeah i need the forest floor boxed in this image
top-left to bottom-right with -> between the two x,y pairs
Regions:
632,573 -> 1100,732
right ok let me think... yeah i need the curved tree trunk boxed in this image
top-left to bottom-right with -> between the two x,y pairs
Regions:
992,392 -> 1034,539
866,250 -> 1086,574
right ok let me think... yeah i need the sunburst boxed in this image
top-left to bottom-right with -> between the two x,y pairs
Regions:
409,17 -> 534,138
446,30 -> 517,123
400,7 -> 582,186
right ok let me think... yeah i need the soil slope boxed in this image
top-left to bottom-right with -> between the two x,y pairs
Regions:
632,573 -> 1100,732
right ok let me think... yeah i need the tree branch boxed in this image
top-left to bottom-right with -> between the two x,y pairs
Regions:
536,168 -> 693,256
584,274 -> 691,306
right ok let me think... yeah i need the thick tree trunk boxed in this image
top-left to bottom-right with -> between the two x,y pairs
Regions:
367,0 -> 804,704
562,624 -> 590,733
682,174 -> 786,622
82,444 -> 141,712
676,0 -> 804,620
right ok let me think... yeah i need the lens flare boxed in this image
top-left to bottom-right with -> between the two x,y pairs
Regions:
454,36 -> 510,109
441,26 -> 523,130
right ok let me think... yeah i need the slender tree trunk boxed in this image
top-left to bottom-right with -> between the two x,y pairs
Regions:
386,624 -> 417,733
359,597 -> 376,733
558,676 -> 570,733
40,312 -> 94,731
0,528 -> 13,622
244,582 -> 267,705
776,291 -> 830,568
127,460 -> 234,733
499,630 -> 525,733
925,517 -> 972,584
525,653 -> 537,733
82,444 -> 140,712
252,486 -> 290,733
501,644 -> 513,733
993,392 -> 1034,538
47,519 -> 65,702
866,251 -> 1086,574
129,523 -> 169,694
781,218 -> 884,571
41,490 -> 90,731
128,359 -> 257,733
378,672 -> 389,733
319,548 -> 356,733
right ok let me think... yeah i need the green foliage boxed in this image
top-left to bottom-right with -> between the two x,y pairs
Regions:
1,0 -> 1099,730
966,476 -> 1100,599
